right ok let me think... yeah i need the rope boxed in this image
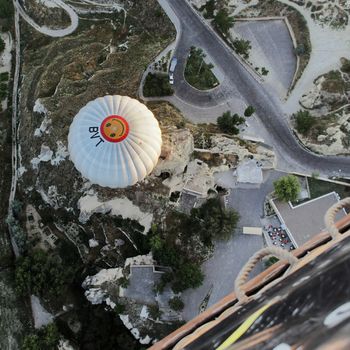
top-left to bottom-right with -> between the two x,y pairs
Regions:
324,197 -> 350,239
234,246 -> 298,303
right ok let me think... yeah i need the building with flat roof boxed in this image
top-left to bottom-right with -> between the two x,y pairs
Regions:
271,192 -> 345,247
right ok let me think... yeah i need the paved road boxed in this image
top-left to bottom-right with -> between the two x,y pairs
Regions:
160,0 -> 350,178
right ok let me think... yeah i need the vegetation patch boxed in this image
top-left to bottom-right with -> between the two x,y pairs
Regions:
213,8 -> 235,35
321,70 -> 346,94
308,177 -> 350,200
143,73 -> 174,97
232,38 -> 251,60
294,109 -> 315,135
0,0 -> 13,30
217,111 -> 245,135
184,46 -> 219,90
341,58 -> 350,74
22,323 -> 60,350
274,175 -> 301,202
15,249 -> 76,299
149,197 -> 239,293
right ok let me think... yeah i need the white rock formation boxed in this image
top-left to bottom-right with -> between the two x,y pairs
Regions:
78,194 -> 153,234
88,238 -> 99,248
31,145 -> 53,169
82,268 -> 123,305
51,141 -> 69,165
124,253 -> 154,267
154,129 -> 194,177
300,77 -> 325,110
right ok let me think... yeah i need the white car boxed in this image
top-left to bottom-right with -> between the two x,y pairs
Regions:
169,73 -> 174,85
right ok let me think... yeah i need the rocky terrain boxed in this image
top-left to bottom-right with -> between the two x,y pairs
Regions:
296,58 -> 350,155
290,0 -> 350,28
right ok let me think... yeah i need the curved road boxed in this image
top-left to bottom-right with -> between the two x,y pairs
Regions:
14,0 -> 79,37
161,0 -> 350,177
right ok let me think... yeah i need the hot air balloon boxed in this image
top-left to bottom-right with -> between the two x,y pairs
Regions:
68,95 -> 162,188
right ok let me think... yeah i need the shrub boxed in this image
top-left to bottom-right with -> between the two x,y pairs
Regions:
295,43 -> 309,56
244,106 -> 255,117
214,8 -> 234,34
0,37 -> 5,54
143,73 -> 173,97
172,263 -> 204,293
0,0 -> 13,19
0,82 -> 7,99
22,324 -> 60,350
294,109 -> 315,135
261,67 -> 269,76
217,111 -> 245,134
118,276 -> 129,288
232,38 -> 251,59
148,305 -> 162,320
169,296 -> 185,311
201,0 -> 215,18
191,197 -> 239,241
341,59 -> 350,73
273,175 -> 301,202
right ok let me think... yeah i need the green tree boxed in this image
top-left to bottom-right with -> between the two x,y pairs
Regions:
261,67 -> 269,76
294,110 -> 315,135
169,296 -> 185,311
148,305 -> 162,320
0,0 -> 13,19
202,0 -> 216,18
0,72 -> 9,82
192,197 -> 239,241
232,39 -> 251,59
172,263 -> 204,292
341,59 -> 350,73
149,234 -> 164,251
244,106 -> 255,117
22,335 -> 41,350
143,73 -> 173,97
117,276 -> 129,288
214,8 -> 235,35
15,249 -> 74,298
43,324 -> 59,348
295,43 -> 309,56
22,324 -> 60,350
184,47 -> 218,90
0,82 -> 7,99
114,302 -> 126,314
217,111 -> 245,135
0,37 -> 5,54
273,175 -> 301,202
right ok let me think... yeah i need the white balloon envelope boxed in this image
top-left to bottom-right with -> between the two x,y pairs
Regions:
68,95 -> 162,188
